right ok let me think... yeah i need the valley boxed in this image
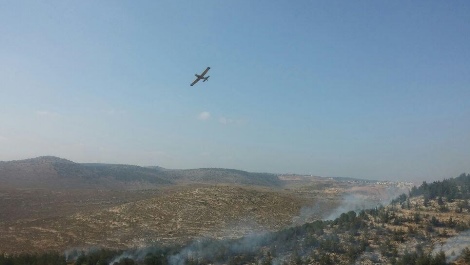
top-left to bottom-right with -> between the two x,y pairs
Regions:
2,157 -> 469,264
0,157 -> 404,255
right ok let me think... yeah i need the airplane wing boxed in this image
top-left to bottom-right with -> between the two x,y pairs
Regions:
190,67 -> 210,86
200,67 -> 210,77
190,78 -> 200,86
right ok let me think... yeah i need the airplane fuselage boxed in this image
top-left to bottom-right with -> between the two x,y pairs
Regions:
190,67 -> 210,86
195,74 -> 209,81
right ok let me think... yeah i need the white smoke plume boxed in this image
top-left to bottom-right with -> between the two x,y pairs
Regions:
100,183 -> 411,264
107,247 -> 162,265
167,232 -> 269,265
292,204 -> 323,225
323,185 -> 408,221
323,193 -> 379,220
432,229 -> 470,263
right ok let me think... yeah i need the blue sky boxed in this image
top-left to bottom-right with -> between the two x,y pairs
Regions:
1,1 -> 469,181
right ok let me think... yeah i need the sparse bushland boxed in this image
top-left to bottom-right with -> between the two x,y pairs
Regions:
62,173 -> 469,265
1,174 -> 469,265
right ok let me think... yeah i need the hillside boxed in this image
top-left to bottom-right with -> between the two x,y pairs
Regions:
0,156 -> 282,189
0,156 -> 69,189
0,156 -> 165,189
0,185 -> 311,253
161,168 -> 282,187
151,174 -> 470,265
1,174 -> 468,265
0,156 -> 429,264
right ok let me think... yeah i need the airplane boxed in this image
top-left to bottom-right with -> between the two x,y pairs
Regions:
190,67 -> 210,86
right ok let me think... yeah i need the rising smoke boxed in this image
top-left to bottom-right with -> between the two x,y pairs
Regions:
108,247 -> 156,265
167,233 -> 268,265
339,184 -> 407,220
323,193 -> 378,221
75,183 -> 410,264
432,229 -> 470,263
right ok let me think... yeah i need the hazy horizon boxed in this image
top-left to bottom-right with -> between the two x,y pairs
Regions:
1,1 -> 469,182
0,154 -> 464,184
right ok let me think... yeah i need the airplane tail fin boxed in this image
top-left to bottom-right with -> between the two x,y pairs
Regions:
203,76 -> 210,82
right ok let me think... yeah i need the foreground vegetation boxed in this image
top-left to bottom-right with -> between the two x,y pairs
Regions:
1,174 -> 469,265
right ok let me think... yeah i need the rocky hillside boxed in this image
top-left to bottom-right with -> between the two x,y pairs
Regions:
0,185 -> 309,253
66,174 -> 470,265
